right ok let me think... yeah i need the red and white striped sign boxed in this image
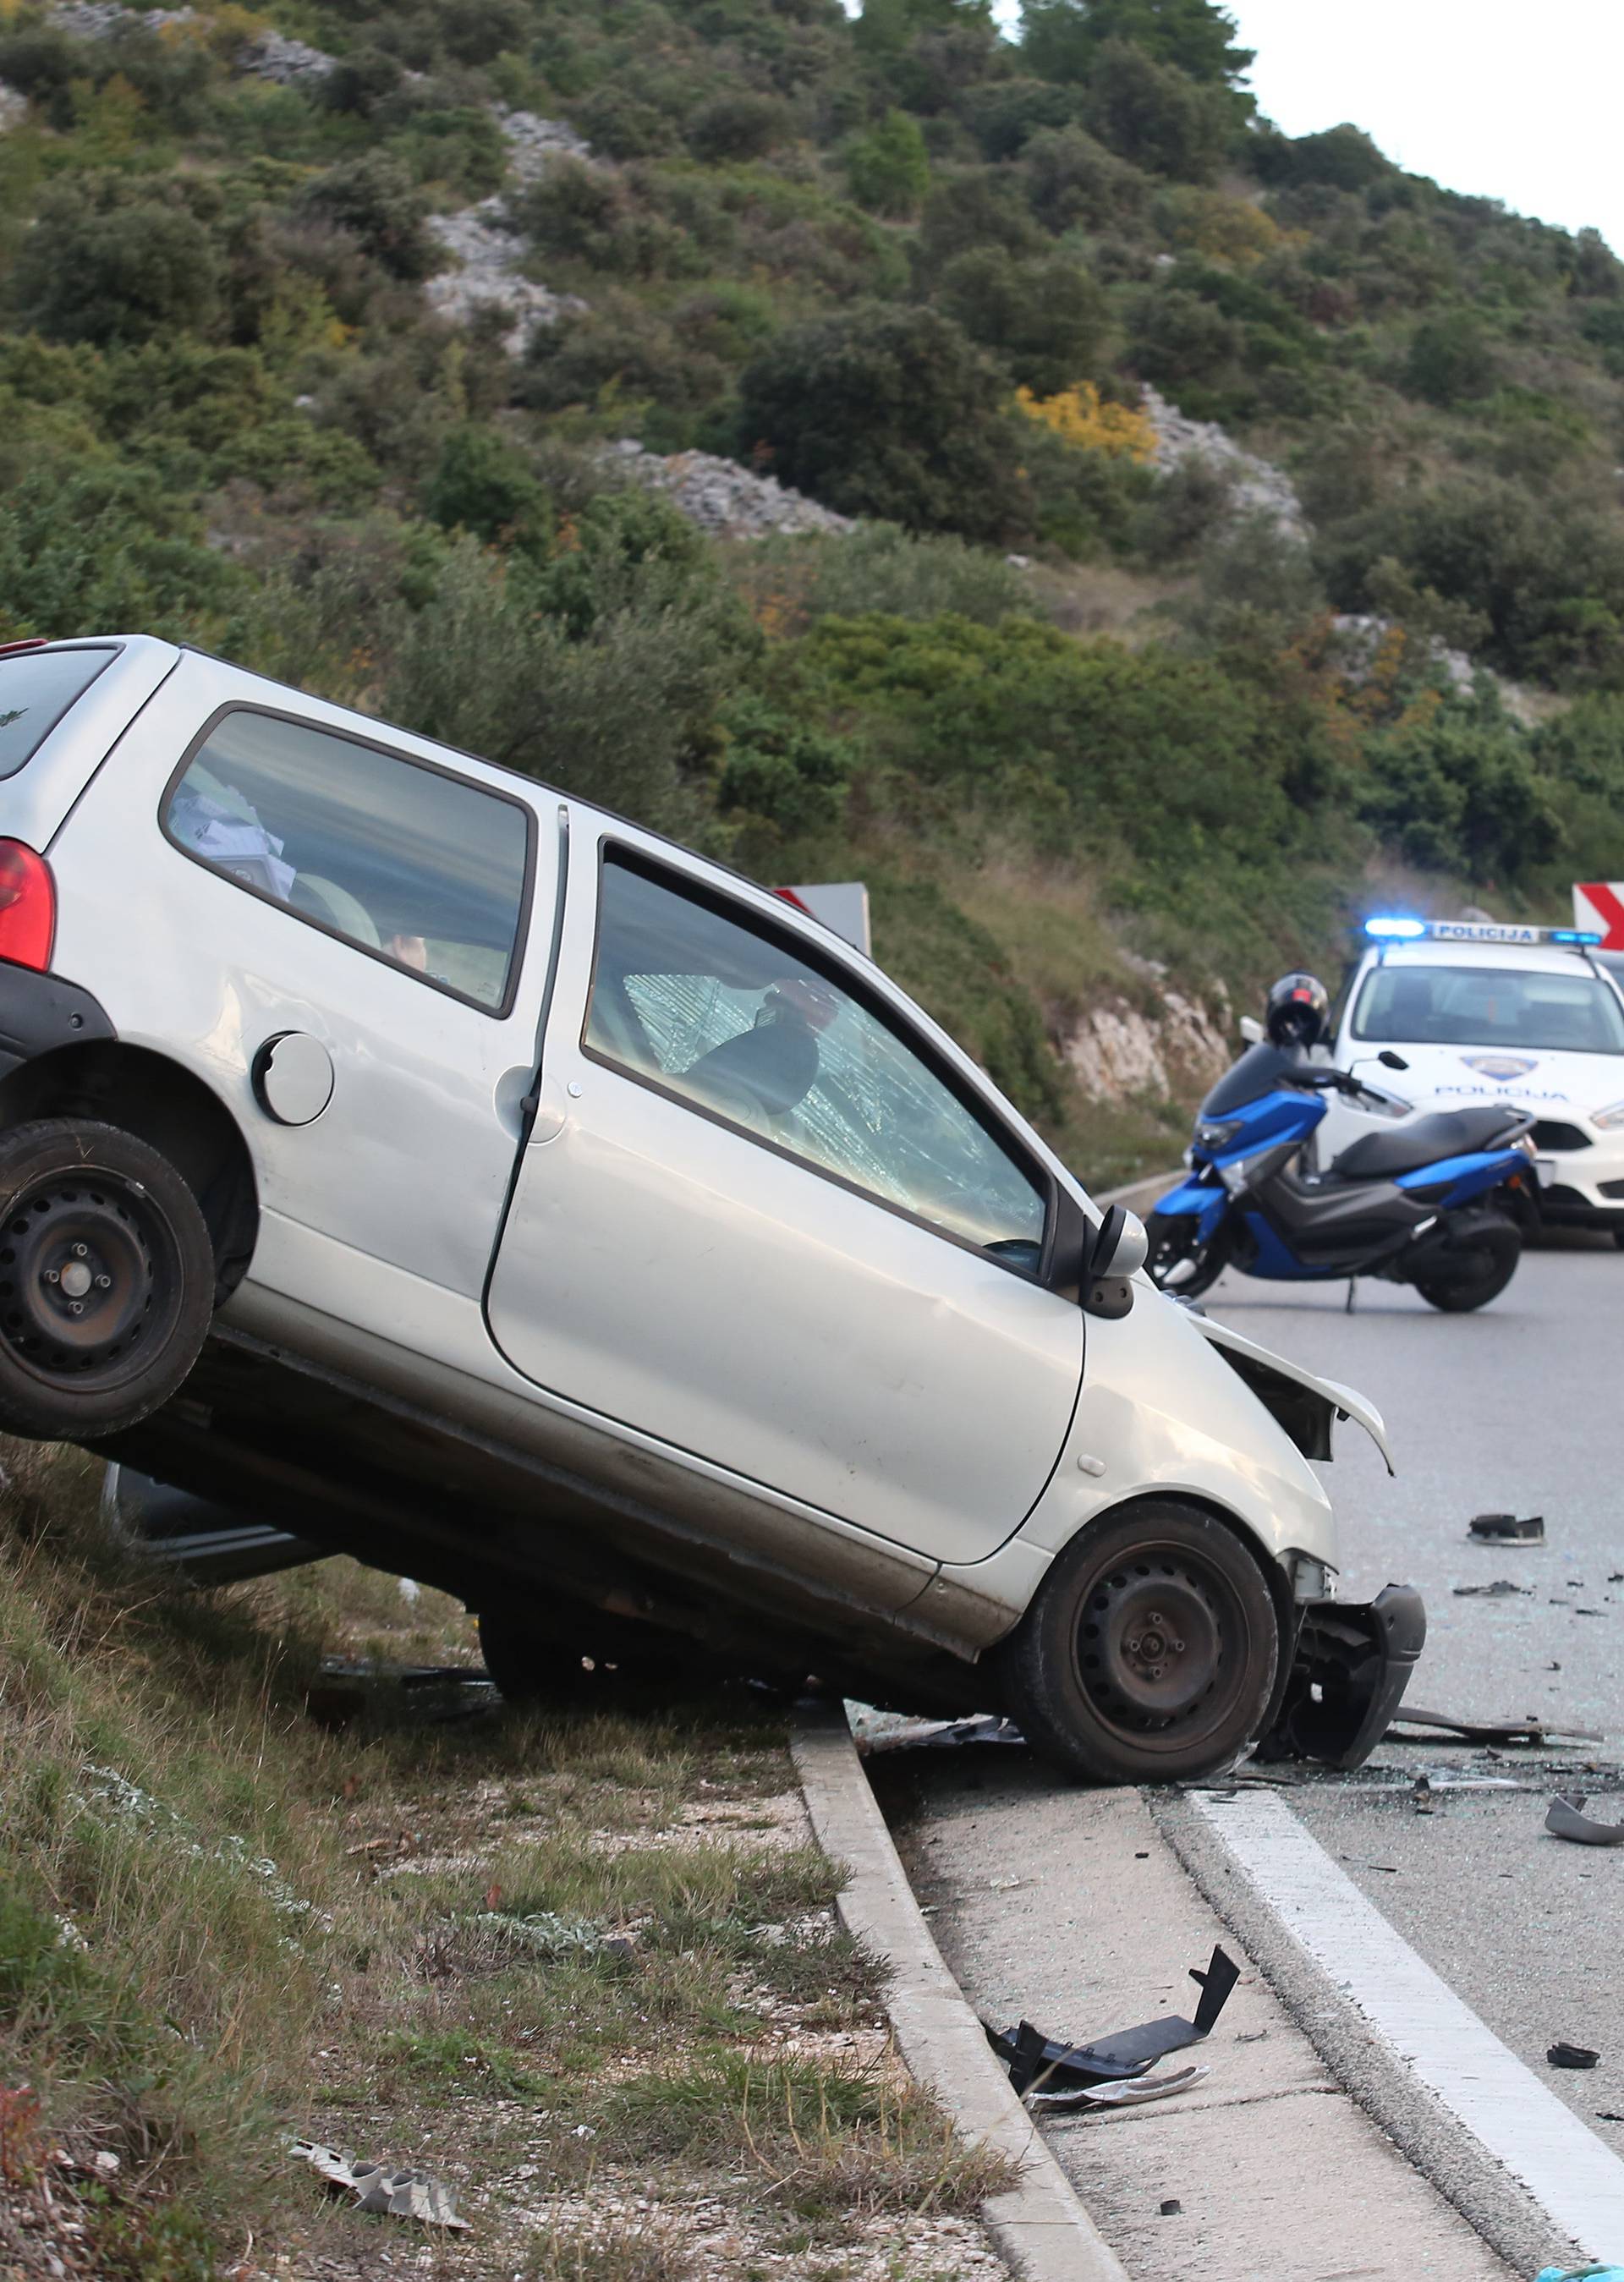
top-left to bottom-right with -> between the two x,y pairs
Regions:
1574,882 -> 1624,950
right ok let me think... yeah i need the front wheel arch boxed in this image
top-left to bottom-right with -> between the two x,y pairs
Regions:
996,1493 -> 1292,1783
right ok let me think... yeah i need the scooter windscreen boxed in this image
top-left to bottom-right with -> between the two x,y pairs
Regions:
1199,1041 -> 1312,1118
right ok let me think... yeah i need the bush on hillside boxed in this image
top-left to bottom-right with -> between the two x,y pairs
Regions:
423,425 -> 553,557
958,75 -> 1077,162
914,167 -> 1046,271
1358,700 -> 1558,879
299,154 -> 438,283
685,91 -> 793,163
936,248 -> 1106,395
1019,123 -> 1151,233
716,695 -> 854,839
844,107 -> 930,217
737,305 -> 1027,541
1021,0 -> 1254,91
1405,312 -> 1495,407
7,176 -> 221,347
1081,41 -> 1232,184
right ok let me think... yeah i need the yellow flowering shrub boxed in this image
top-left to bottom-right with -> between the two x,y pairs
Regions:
1014,383 -> 1157,463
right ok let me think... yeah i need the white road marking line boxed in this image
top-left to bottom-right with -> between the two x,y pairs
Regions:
1192,1788 -> 1624,2260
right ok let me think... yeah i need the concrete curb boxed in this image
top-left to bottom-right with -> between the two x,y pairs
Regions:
791,1705 -> 1129,2282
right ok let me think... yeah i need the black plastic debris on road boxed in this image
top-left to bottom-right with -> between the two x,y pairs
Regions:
1468,1513 -> 1544,1545
1452,1580 -> 1532,1598
1388,1706 -> 1604,1747
990,1943 -> 1241,2098
1547,2043 -> 1600,2071
1546,1795 -> 1624,1847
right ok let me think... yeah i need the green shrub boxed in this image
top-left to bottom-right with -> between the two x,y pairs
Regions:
1082,40 -> 1232,183
424,425 -> 554,556
1125,283 -> 1242,390
844,107 -> 930,216
1020,122 -> 1151,232
684,91 -> 792,163
522,295 -> 727,418
299,153 -> 437,282
1404,311 -> 1495,406
936,246 -> 1106,394
958,75 -> 1077,162
737,304 -> 1026,540
914,167 -> 1046,272
1021,0 -> 1255,92
7,175 -> 220,346
1359,700 -> 1557,879
716,696 -> 854,838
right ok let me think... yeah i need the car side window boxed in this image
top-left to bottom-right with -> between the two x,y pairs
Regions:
585,857 -> 1049,1267
162,709 -> 530,1012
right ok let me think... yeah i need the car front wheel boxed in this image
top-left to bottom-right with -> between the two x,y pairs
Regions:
998,1500 -> 1280,1784
0,1119 -> 215,1442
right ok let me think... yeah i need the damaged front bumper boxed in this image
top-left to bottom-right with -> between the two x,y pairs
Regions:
1260,1584 -> 1427,1770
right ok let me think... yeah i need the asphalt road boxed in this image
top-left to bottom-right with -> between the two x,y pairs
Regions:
878,1225 -> 1624,2268
1201,1226 -> 1624,2147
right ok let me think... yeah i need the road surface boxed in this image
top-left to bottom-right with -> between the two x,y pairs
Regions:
873,1228 -> 1624,2278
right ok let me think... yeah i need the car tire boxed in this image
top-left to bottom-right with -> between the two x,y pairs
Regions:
1612,1227 -> 1624,1251
998,1500 -> 1280,1785
0,1120 -> 214,1442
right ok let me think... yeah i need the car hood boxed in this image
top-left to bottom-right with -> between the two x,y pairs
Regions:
1352,1042 -> 1624,1121
1188,1310 -> 1395,1476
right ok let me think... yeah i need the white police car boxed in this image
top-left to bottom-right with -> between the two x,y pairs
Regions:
1326,919 -> 1624,1243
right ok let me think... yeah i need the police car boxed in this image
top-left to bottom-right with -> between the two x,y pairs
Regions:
1325,919 -> 1624,1243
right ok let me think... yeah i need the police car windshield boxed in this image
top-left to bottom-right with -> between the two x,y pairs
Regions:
1352,964 -> 1624,1055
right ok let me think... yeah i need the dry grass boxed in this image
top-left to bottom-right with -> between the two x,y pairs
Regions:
0,1438 -> 1010,2281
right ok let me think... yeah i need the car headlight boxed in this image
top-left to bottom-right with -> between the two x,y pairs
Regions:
1195,1118 -> 1243,1149
1592,1100 -> 1624,1131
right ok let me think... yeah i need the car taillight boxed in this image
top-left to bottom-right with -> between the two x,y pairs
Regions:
0,839 -> 56,971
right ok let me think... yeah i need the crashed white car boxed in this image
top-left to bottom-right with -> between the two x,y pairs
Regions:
1325,919 -> 1624,1244
0,634 -> 1419,1780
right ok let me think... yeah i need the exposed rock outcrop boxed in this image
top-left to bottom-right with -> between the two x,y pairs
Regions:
424,109 -> 594,354
1061,982 -> 1232,1105
0,80 -> 28,130
234,30 -> 337,86
602,440 -> 858,540
1140,382 -> 1309,544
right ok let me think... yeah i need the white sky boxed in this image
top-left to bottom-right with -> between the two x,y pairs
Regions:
959,1 -> 1624,253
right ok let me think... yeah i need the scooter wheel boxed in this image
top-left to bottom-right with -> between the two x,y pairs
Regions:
1413,1211 -> 1521,1312
1144,1211 -> 1229,1298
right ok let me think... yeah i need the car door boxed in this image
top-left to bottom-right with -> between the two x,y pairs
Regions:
486,840 -> 1085,1566
47,669 -> 548,1329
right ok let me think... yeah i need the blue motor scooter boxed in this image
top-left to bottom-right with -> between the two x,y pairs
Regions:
1145,1042 -> 1538,1310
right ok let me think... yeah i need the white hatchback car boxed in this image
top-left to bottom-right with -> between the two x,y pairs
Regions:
0,634 -> 1420,1780
1326,919 -> 1624,1242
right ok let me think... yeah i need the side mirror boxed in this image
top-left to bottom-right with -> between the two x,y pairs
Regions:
1239,1015 -> 1265,1045
1083,1205 -> 1147,1319
1379,1050 -> 1409,1071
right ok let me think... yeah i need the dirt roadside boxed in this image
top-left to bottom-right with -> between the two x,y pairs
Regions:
0,1440 -> 1009,2282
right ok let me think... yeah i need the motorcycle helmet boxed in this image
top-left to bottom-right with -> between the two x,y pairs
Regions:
1265,972 -> 1330,1050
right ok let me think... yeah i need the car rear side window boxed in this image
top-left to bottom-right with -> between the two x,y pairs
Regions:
0,647 -> 118,778
162,708 -> 530,1012
584,855 -> 1049,1268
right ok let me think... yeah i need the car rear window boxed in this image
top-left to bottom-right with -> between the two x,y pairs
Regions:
162,707 -> 531,1012
0,647 -> 118,779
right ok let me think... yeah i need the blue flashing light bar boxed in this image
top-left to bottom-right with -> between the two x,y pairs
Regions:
1365,915 -> 1602,947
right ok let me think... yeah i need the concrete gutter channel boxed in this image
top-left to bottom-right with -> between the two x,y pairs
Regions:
793,1707 -> 1621,2281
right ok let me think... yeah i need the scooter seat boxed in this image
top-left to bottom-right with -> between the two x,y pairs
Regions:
1330,1106 -> 1520,1180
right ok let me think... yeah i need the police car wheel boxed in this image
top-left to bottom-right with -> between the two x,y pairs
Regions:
999,1500 -> 1279,1786
0,1119 -> 214,1442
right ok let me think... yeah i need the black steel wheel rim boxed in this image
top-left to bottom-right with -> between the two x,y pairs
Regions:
0,1169 -> 175,1391
1147,1221 -> 1216,1292
1072,1543 -> 1243,1747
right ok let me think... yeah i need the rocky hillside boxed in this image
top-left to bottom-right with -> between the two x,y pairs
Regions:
3,0 -> 1621,1178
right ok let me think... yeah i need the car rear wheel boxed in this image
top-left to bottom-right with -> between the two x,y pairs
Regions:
998,1501 -> 1280,1784
1413,1210 -> 1520,1312
0,1119 -> 214,1441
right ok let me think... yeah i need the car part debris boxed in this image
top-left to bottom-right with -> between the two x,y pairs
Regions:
1259,1587 -> 1426,1769
472,1908 -> 634,1959
1451,1579 -> 1531,1597
1547,2043 -> 1600,2071
1410,1775 -> 1433,1814
990,1944 -> 1241,2095
1029,2063 -> 1210,2115
1388,1707 -> 1603,1747
1534,2266 -> 1624,2281
1468,1511 -> 1544,1544
291,2140 -> 471,2230
1160,2199 -> 1182,2216
1546,1796 -> 1624,1847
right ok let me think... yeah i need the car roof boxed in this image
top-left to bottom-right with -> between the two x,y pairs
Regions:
1360,941 -> 1599,978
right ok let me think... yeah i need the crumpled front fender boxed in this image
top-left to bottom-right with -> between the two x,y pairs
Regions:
1259,1585 -> 1427,1769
